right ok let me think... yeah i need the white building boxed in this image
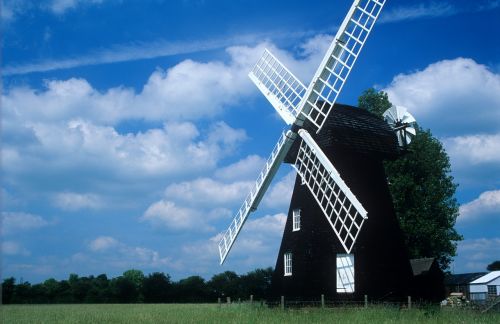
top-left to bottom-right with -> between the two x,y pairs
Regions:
469,271 -> 500,301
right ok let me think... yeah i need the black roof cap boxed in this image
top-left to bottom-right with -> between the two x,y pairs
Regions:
285,103 -> 399,163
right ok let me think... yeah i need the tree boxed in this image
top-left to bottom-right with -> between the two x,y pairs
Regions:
358,88 -> 462,270
239,267 -> 273,299
174,276 -> 209,302
142,272 -> 172,303
207,271 -> 240,299
112,276 -> 139,303
487,261 -> 500,271
2,277 -> 16,304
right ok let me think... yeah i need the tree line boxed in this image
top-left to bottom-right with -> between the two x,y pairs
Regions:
1,268 -> 273,304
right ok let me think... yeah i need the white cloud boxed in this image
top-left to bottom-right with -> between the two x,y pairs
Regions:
182,213 -> 286,274
2,241 -> 30,256
88,236 -> 119,251
379,2 -> 456,23
383,58 -> 500,137
2,44 -> 268,124
243,213 -> 287,236
2,120 -> 247,193
262,171 -> 296,209
379,2 -> 500,24
459,190 -> 500,222
141,200 -> 214,232
442,133 -> 500,166
53,192 -> 102,211
215,155 -> 266,181
2,212 -> 49,235
48,0 -> 105,14
454,237 -> 500,272
164,178 -> 252,207
1,0 -> 32,23
79,236 -> 182,272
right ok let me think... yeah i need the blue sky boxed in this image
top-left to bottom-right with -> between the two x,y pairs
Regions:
2,0 -> 499,283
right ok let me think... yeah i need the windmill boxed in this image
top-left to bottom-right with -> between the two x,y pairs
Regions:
218,0 -> 414,300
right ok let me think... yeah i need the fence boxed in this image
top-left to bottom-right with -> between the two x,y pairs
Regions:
216,294 -> 426,310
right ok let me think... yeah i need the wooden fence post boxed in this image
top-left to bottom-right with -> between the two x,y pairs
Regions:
250,295 -> 254,305
281,295 -> 285,310
218,297 -> 221,308
364,295 -> 368,308
227,296 -> 231,304
408,296 -> 412,310
321,294 -> 325,308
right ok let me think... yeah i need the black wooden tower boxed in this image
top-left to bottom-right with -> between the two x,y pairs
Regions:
270,104 -> 414,301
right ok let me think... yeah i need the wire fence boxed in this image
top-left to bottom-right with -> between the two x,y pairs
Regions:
215,295 -> 500,314
216,294 -> 437,310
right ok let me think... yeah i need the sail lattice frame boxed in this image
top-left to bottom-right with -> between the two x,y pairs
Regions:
293,130 -> 367,254
249,49 -> 307,124
299,0 -> 386,132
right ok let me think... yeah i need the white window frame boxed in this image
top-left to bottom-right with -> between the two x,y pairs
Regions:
336,253 -> 355,293
292,208 -> 301,231
284,252 -> 292,276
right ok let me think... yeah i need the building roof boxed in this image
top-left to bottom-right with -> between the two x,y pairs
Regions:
285,104 -> 399,163
444,272 -> 488,286
410,258 -> 436,276
470,271 -> 500,284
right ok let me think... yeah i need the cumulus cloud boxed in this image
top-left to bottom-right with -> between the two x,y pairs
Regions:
262,171 -> 296,209
2,120 -> 247,196
141,200 -> 215,232
454,237 -> 500,272
2,241 -> 31,256
459,190 -> 500,222
182,213 -> 286,274
2,212 -> 49,235
382,58 -> 500,188
2,44 -> 267,125
383,58 -> 500,137
88,236 -> 119,251
164,178 -> 252,207
442,134 -> 500,167
215,155 -> 266,181
80,236 -> 181,272
53,192 -> 102,211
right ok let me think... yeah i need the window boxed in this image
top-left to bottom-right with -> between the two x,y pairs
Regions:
284,252 -> 292,276
292,209 -> 301,231
337,254 -> 355,293
488,285 -> 497,297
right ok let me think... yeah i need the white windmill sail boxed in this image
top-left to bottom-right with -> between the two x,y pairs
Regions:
293,129 -> 367,254
298,0 -> 386,132
218,131 -> 297,264
218,0 -> 386,265
248,49 -> 307,125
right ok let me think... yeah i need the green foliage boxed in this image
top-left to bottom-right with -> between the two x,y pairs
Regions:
175,276 -> 210,302
207,271 -> 240,299
239,267 -> 273,300
142,272 -> 172,303
357,88 -> 391,117
487,261 -> 500,271
358,88 -> 462,270
1,268 -> 274,304
2,277 -> 15,304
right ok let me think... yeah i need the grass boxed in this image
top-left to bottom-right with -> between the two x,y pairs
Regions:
1,303 -> 499,323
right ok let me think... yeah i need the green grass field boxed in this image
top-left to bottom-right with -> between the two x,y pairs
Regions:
1,303 -> 499,324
